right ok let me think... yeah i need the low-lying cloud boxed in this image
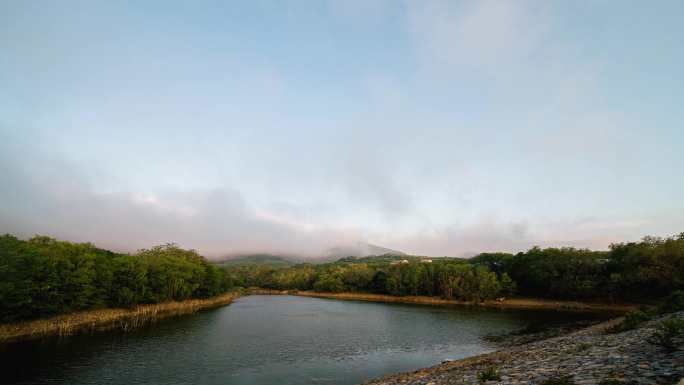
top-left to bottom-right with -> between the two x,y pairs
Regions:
1,1 -> 682,257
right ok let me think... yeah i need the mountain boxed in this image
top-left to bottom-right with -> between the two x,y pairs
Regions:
213,243 -> 406,267
323,242 -> 406,260
213,254 -> 297,268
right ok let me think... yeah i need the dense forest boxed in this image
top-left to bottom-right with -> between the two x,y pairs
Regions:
1,232 -> 683,323
228,233 -> 684,303
0,235 -> 235,322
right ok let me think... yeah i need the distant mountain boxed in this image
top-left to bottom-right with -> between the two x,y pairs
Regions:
323,242 -> 406,260
213,254 -> 297,268
213,243 -> 406,267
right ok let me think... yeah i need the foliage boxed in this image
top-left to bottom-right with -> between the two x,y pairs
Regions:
477,233 -> 684,301
649,317 -> 684,351
224,258 -> 511,302
214,254 -> 295,268
477,366 -> 501,382
2,230 -> 684,323
223,232 -> 684,305
658,290 -> 684,314
607,310 -> 651,333
0,235 -> 235,322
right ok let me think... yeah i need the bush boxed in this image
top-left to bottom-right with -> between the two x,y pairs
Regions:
607,310 -> 651,333
477,367 -> 501,383
313,275 -> 346,293
650,317 -> 684,351
658,290 -> 684,314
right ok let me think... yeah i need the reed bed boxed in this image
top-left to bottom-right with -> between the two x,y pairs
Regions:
0,292 -> 240,344
293,291 -> 638,313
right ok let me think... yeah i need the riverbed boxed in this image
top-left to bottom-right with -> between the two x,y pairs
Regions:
1,295 -> 608,385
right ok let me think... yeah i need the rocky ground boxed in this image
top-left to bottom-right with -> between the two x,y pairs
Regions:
362,312 -> 684,385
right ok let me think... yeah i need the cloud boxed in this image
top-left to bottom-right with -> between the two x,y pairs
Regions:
1,2 -> 682,258
407,0 -> 551,76
0,136 -> 358,257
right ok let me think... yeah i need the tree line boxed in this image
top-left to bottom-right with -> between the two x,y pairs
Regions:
228,259 -> 516,302
2,232 -> 683,323
0,235 -> 235,322
228,233 -> 684,303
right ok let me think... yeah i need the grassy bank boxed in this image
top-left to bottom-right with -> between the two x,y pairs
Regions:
292,291 -> 639,313
0,292 -> 241,344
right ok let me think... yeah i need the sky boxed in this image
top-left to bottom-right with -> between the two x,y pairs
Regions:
1,0 -> 683,258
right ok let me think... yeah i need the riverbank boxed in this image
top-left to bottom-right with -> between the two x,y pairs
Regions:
363,311 -> 684,385
0,289 -> 637,345
291,291 -> 638,313
0,292 -> 241,344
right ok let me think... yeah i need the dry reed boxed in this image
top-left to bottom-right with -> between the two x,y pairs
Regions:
0,292 -> 240,344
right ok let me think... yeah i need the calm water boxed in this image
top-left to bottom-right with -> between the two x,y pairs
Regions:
1,295 -> 606,385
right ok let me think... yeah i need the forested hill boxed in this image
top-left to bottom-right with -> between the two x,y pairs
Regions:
0,235 -> 236,323
226,233 -> 684,304
2,232 -> 683,324
214,254 -> 296,268
323,242 -> 406,260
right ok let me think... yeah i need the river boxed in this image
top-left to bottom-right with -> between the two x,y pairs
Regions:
1,295 -> 607,385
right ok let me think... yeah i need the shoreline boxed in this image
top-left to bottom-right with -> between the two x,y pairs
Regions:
288,290 -> 639,313
361,311 -> 684,385
0,292 -> 241,344
0,289 -> 636,345
2,289 -> 676,384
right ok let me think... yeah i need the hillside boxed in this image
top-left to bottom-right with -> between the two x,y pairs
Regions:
323,242 -> 406,260
214,254 -> 297,268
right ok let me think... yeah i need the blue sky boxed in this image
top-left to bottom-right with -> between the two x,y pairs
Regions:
1,0 -> 683,257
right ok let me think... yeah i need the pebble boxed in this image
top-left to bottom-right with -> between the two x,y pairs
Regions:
362,311 -> 684,385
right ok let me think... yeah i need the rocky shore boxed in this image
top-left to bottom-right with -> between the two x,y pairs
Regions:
362,312 -> 684,385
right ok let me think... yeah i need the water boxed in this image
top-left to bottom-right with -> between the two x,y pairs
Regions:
1,295 -> 607,385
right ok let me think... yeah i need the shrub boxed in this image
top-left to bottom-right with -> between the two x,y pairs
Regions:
650,317 -> 684,351
313,275 -> 345,293
658,290 -> 684,314
607,310 -> 651,333
477,367 -> 501,383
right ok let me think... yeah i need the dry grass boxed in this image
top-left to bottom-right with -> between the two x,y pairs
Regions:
0,292 -> 240,344
294,291 -> 638,313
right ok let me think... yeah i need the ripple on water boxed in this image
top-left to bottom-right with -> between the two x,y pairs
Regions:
1,295 -> 608,385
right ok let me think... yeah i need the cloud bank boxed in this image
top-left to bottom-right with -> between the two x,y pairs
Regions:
1,1 -> 682,257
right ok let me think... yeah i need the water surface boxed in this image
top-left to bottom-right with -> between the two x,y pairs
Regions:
1,295 -> 606,385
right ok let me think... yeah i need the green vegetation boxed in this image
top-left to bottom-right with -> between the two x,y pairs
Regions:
2,231 -> 683,324
658,290 -> 684,313
228,257 -> 509,301
0,235 -> 236,323
607,310 -> 652,333
214,254 -> 296,268
227,232 -> 684,305
477,367 -> 501,382
650,317 -> 684,351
